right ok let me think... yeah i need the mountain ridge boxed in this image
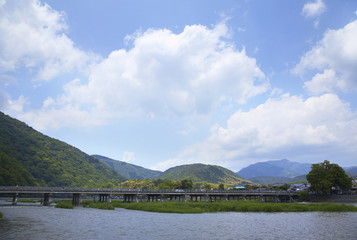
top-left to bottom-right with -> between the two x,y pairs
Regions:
92,154 -> 162,180
237,159 -> 311,179
158,163 -> 251,185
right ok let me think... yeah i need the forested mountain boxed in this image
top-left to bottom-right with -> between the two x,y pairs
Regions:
158,163 -> 250,185
0,112 -> 126,187
92,155 -> 162,180
237,159 -> 311,179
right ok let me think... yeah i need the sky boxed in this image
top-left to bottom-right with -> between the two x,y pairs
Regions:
1,0 -> 357,172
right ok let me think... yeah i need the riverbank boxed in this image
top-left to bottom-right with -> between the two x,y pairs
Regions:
109,201 -> 357,213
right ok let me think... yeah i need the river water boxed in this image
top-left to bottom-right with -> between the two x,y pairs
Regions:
1,205 -> 357,240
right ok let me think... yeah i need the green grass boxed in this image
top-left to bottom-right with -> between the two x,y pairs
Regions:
111,201 -> 357,213
18,198 -> 37,203
89,202 -> 115,210
54,200 -> 73,209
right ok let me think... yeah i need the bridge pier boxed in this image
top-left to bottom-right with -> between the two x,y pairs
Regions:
72,193 -> 82,206
124,194 -> 138,203
99,194 -> 111,203
12,193 -> 18,205
43,193 -> 51,206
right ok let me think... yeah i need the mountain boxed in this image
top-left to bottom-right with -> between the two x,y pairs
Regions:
237,159 -> 311,179
0,112 -> 126,187
345,166 -> 357,178
158,163 -> 251,185
92,155 -> 162,180
249,175 -> 307,185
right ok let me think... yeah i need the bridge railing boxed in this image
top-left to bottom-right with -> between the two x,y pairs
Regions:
0,186 -> 295,194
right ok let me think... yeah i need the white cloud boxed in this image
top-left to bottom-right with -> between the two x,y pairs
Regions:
294,20 -> 357,94
303,69 -> 346,94
121,151 -> 136,164
6,95 -> 28,112
175,93 -> 357,170
18,23 -> 268,130
0,0 -> 98,81
302,0 -> 326,18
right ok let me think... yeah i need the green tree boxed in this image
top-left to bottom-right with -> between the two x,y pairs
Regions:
306,160 -> 352,194
204,182 -> 212,190
218,183 -> 224,190
180,179 -> 193,189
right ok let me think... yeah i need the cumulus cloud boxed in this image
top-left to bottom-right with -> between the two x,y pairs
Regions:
0,0 -> 98,81
302,0 -> 326,18
169,93 -> 357,171
18,23 -> 268,130
294,20 -> 357,94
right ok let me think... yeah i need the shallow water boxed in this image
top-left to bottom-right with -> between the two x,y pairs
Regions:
0,205 -> 356,240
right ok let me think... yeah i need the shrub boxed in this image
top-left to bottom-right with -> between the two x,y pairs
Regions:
55,200 -> 73,209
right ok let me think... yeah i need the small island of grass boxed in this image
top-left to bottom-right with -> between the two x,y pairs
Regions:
53,199 -> 357,213
111,201 -> 357,214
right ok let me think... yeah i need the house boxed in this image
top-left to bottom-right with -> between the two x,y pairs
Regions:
352,179 -> 357,191
233,186 -> 246,190
288,183 -> 310,192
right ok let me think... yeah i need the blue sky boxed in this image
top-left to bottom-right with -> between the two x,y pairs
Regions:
1,0 -> 357,172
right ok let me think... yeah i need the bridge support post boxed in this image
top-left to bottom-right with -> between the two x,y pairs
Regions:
43,193 -> 51,206
12,193 -> 18,205
72,193 -> 82,206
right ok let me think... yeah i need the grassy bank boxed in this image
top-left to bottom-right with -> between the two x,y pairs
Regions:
111,201 -> 357,214
54,200 -> 73,209
82,200 -> 114,210
55,199 -> 114,210
53,199 -> 357,213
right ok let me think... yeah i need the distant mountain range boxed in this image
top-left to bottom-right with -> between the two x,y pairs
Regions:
1,111 -> 355,187
237,159 -> 311,179
237,159 -> 357,185
345,166 -> 357,178
236,159 -> 311,184
94,155 -> 251,186
92,155 -> 162,180
159,163 -> 251,185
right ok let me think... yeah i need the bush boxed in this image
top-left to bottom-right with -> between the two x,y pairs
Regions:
88,202 -> 115,210
55,200 -> 73,209
298,190 -> 310,201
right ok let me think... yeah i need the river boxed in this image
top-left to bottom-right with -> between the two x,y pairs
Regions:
1,205 -> 357,240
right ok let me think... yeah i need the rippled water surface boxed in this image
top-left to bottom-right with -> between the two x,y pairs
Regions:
1,205 -> 357,240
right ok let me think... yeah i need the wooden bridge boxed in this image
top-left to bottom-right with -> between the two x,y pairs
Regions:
0,186 -> 299,206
